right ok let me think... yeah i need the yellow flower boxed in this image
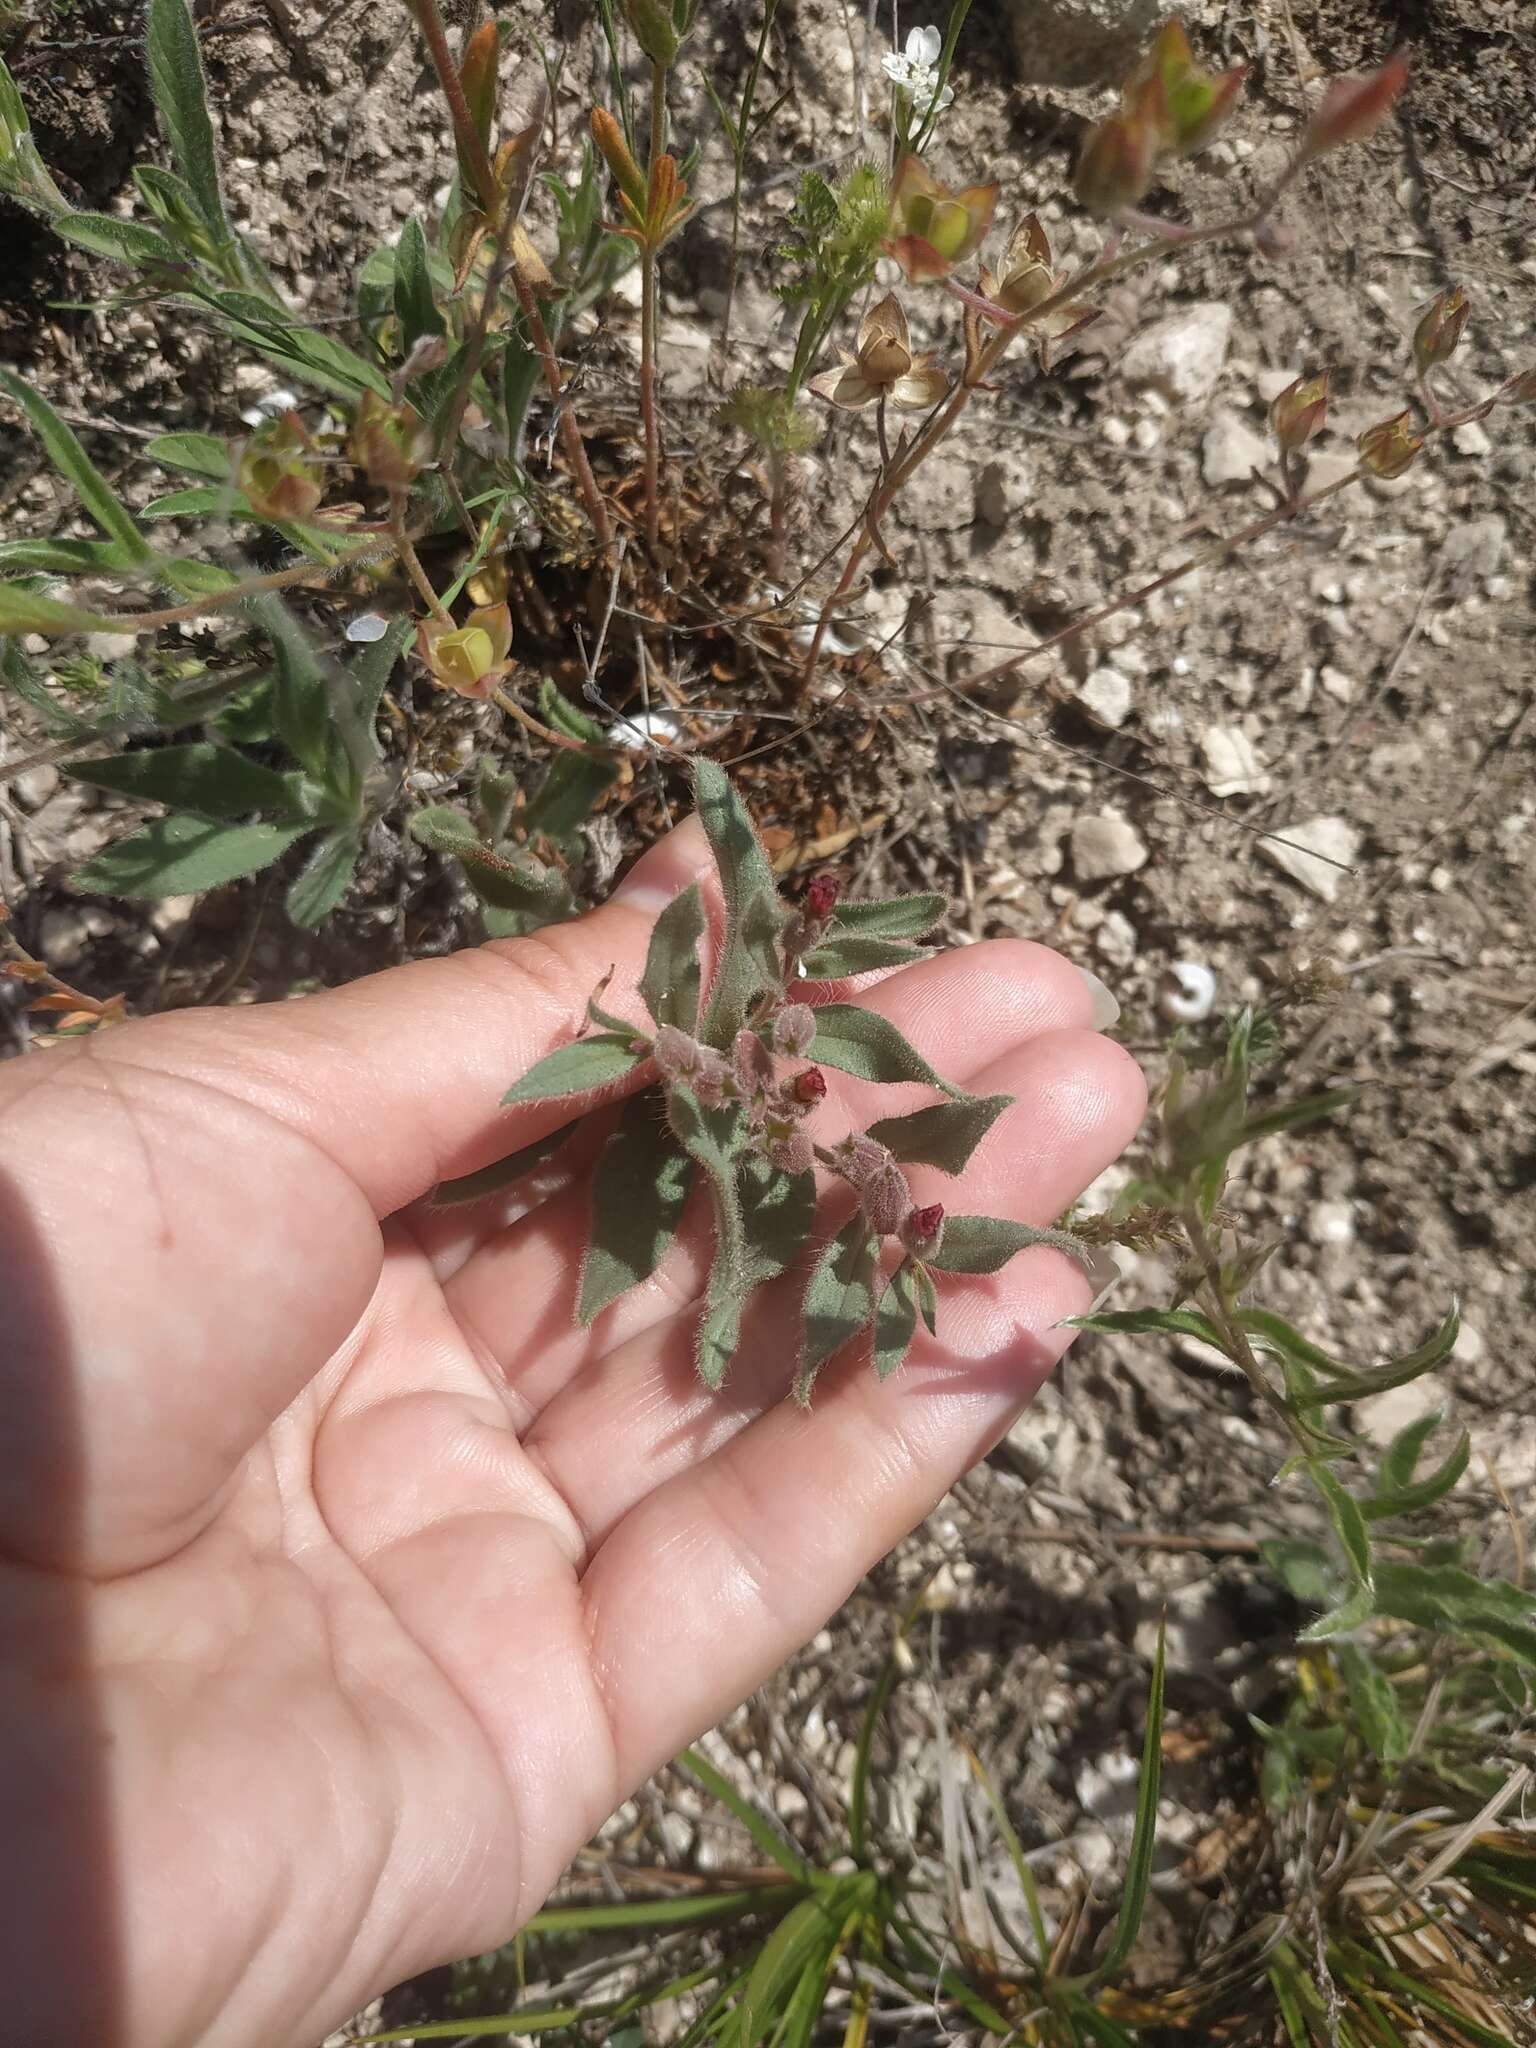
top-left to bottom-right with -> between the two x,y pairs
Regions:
885,154 -> 999,284
808,294 -> 948,411
417,603 -> 514,699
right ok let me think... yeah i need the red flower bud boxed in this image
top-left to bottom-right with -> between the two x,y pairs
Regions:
805,873 -> 841,921
901,1203 -> 945,1257
790,1065 -> 827,1106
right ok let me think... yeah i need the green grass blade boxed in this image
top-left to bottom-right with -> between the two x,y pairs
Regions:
963,1743 -> 1051,1968
679,1748 -> 811,1883
1094,1618 -> 1165,1979
529,1882 -> 800,1934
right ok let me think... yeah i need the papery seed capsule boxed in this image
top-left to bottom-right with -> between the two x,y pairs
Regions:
1413,286 -> 1469,375
1357,410 -> 1423,480
1269,371 -> 1329,452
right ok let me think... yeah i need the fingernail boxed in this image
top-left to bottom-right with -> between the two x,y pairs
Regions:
1075,966 -> 1121,1031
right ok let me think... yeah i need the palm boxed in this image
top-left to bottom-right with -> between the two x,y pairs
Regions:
0,821 -> 1141,2048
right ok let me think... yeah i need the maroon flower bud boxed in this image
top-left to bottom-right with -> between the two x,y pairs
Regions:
901,1203 -> 945,1258
861,1161 -> 913,1239
790,1065 -> 827,1106
805,873 -> 841,922
772,1003 -> 817,1057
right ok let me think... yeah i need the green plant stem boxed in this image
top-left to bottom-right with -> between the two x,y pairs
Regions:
1179,1200 -> 1294,1437
640,60 -> 668,548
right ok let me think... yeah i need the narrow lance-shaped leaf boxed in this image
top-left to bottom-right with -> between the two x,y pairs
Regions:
285,824 -> 361,928
0,368 -> 152,562
145,0 -> 233,245
798,933 -> 924,979
1334,1643 -> 1407,1762
1291,1303 -> 1460,1408
865,1094 -> 1011,1175
640,881 -> 705,1032
1070,1305 -> 1231,1352
1095,1619 -> 1165,1979
928,1213 -> 1099,1280
1362,1421 -> 1470,1522
75,815 -> 310,898
694,758 -> 785,1044
827,892 -> 946,941
65,742 -> 308,822
1308,1459 -> 1373,1592
393,216 -> 444,350
55,214 -> 184,269
431,1118 -> 580,1207
579,1091 -> 695,1323
874,1261 -> 919,1380
797,1213 -> 879,1402
249,594 -> 333,782
809,1002 -> 972,1100
502,1033 -> 646,1107
146,431 -> 232,481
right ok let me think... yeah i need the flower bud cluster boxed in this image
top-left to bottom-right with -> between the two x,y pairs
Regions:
653,1015 -> 826,1178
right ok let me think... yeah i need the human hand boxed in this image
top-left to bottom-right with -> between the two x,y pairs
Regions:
0,816 -> 1142,2047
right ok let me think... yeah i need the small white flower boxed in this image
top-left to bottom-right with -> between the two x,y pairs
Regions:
880,25 -> 954,116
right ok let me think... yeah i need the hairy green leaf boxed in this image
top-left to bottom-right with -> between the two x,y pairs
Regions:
141,484 -> 244,519
249,594 -> 332,781
1291,1304 -> 1460,1408
695,758 -> 784,1044
1259,1537 -> 1335,1605
285,824 -> 361,927
520,735 -> 620,846
1069,1305 -> 1230,1352
927,1214 -> 1096,1279
874,1262 -> 919,1380
828,892 -> 946,941
1335,1643 -> 1407,1762
66,741 -> 308,822
56,212 -> 184,268
502,1033 -> 645,1107
0,368 -> 152,562
640,882 -> 705,1032
75,814 -> 309,897
146,0 -> 231,244
351,615 -> 413,733
580,1092 -> 695,1323
799,933 -> 924,979
798,1213 -> 878,1401
865,1094 -> 1011,1175
146,431 -> 232,481
1236,1085 -> 1359,1147
1363,1423 -> 1469,1521
738,1155 -> 815,1289
1309,1459 -> 1373,1590
809,1002 -> 969,1099
666,1088 -> 748,1388
1372,1561 -> 1536,1666
1300,1584 -> 1375,1643
393,216 -> 444,349
409,806 -> 575,929
431,1119 -> 579,1207
0,538 -> 147,577
912,1259 -> 938,1337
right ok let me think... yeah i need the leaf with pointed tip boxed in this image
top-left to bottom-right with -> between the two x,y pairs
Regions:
66,742 -> 308,822
1291,1304 -> 1460,1408
146,431 -> 232,481
799,934 -> 924,979
351,615 -> 413,734
249,594 -> 333,783
0,368 -> 153,562
145,0 -> 232,245
866,1094 -> 1011,1175
640,881 -> 705,1032
1371,1561 -> 1536,1666
808,1002 -> 971,1099
1259,1536 -> 1335,1605
739,1154 -> 815,1288
1300,1584 -> 1376,1642
520,741 -> 619,847
285,823 -> 361,927
0,538 -> 145,577
410,806 -> 575,928
829,893 -> 946,941
1068,1305 -> 1230,1350
393,216 -> 444,350
1363,1422 -> 1469,1522
580,1091 -> 695,1323
75,815 -> 309,897
501,1033 -> 646,1107
431,1118 -> 579,1207
1094,1621 -> 1166,1981
1309,1459 -> 1373,1592
912,1260 -> 938,1337
56,213 -> 184,268
928,1214 -> 1097,1279
874,1262 -> 919,1381
798,1213 -> 879,1401
695,759 -> 785,1045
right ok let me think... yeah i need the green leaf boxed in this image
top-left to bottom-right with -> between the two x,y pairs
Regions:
912,1260 -> 938,1337
393,216 -> 444,350
738,1154 -> 815,1289
1363,1423 -> 1470,1521
678,1747 -> 811,1882
1095,1620 -> 1165,1979
55,212 -> 184,268
1068,1305 -> 1229,1351
191,284 -> 389,400
799,933 -> 924,979
0,368 -> 152,562
146,430 -> 232,481
248,594 -> 333,781
502,1033 -> 646,1107
640,882 -> 705,1032
828,892 -> 945,941
285,824 -> 361,927
667,1088 -> 750,1389
1309,1460 -> 1373,1591
1237,1305 -> 1351,1379
65,742 -> 308,821
739,1881 -> 871,2047
579,1091 -> 694,1323
927,1214 -> 1097,1279
140,484 -> 243,519
1291,1304 -> 1460,1408
431,1119 -> 579,1207
351,615 -> 413,731
1372,1561 -> 1536,1666
0,538 -> 147,576
74,814 -> 309,897
808,1002 -> 970,1099
1236,1085 -> 1359,1147
1260,1537 -> 1335,1605
865,1093 -> 1011,1175
145,0 -> 231,244
797,1213 -> 879,1401
520,737 -> 619,846
410,806 -> 575,929
1334,1643 -> 1407,1762
874,1262 -> 919,1380
1380,1406 -> 1443,1495
536,675 -> 611,748
694,758 -> 784,1044
1301,1585 -> 1375,1643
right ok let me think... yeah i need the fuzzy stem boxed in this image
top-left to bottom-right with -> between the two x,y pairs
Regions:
640,60 -> 668,548
489,684 -> 606,756
402,0 -> 499,218
1180,1201 -> 1294,1435
389,488 -> 450,621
